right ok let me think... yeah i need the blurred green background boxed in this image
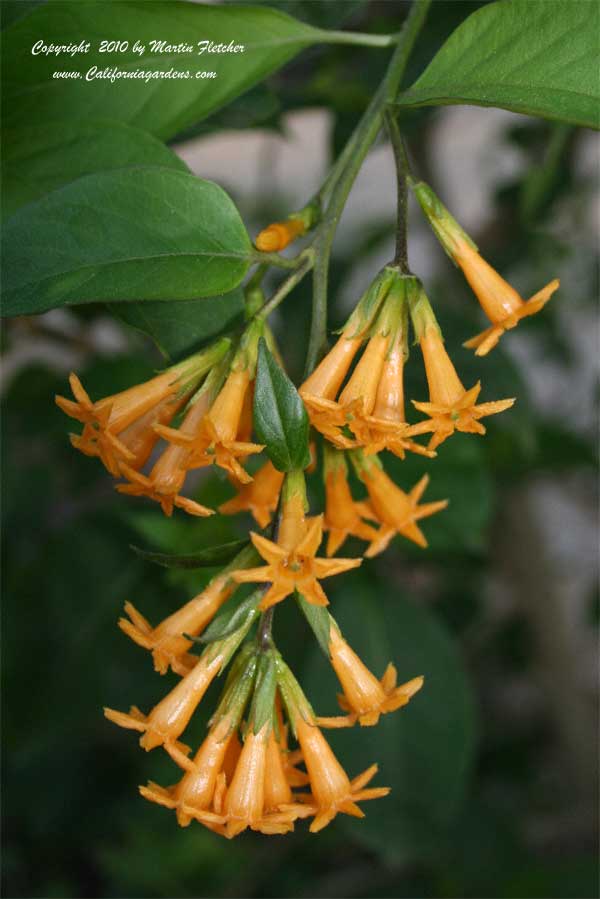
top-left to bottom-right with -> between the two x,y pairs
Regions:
2,1 -> 598,897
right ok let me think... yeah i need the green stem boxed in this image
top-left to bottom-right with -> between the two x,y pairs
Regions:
385,110 -> 412,272
250,251 -> 305,270
257,251 -> 314,321
303,0 -> 432,377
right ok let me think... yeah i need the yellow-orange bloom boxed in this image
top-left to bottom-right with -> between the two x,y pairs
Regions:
117,388 -> 215,517
56,369 -> 189,477
158,369 -> 264,484
285,716 -> 390,833
255,217 -> 306,253
353,456 -> 448,555
409,325 -> 515,450
318,624 -> 424,727
299,332 -> 363,446
232,483 -> 361,610
411,179 -> 559,355
350,341 -> 435,460
139,714 -> 237,828
118,571 -> 238,677
322,450 -> 379,556
104,651 -> 224,752
219,459 -> 284,528
454,237 -> 560,355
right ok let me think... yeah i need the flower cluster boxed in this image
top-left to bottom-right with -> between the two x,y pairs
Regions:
56,176 -> 556,839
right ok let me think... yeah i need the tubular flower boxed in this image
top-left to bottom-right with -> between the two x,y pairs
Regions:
300,267 -> 396,445
232,470 -> 362,611
322,446 -> 379,556
412,180 -> 559,355
118,545 -> 257,676
117,383 -> 216,517
105,596 -> 261,752
104,652 -> 224,752
407,288 -> 515,450
55,343 -> 228,476
140,713 -> 239,828
351,452 -> 448,555
300,272 -> 431,458
219,460 -> 284,528
276,657 -> 389,833
317,621 -> 424,727
157,322 -> 265,484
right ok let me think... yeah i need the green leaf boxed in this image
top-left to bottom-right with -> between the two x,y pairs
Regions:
3,167 -> 252,317
112,290 -> 244,361
2,120 -> 188,219
302,574 -> 478,864
2,2 -> 327,140
253,338 -> 311,472
396,0 -> 600,129
197,589 -> 262,646
129,539 -> 250,570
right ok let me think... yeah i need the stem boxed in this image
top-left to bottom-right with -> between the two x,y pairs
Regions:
303,0 -> 432,376
258,607 -> 274,650
250,251 -> 305,270
257,251 -> 314,321
386,110 -> 412,272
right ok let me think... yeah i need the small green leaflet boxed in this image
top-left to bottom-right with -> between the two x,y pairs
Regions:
253,338 -> 311,472
129,539 -> 250,570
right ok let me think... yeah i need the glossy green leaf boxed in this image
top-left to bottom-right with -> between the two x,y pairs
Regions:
303,574 -> 478,863
129,539 -> 250,570
2,2 -> 327,140
112,290 -> 244,361
3,167 -> 252,317
2,120 -> 188,219
397,0 -> 600,129
253,338 -> 310,472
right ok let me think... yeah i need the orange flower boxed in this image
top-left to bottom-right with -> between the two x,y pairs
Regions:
300,332 -> 363,445
322,448 -> 379,556
232,471 -> 362,610
286,716 -> 390,832
117,547 -> 257,676
159,368 -> 264,485
412,179 -> 559,355
139,713 -> 238,828
104,651 -> 224,753
317,623 -> 424,727
352,453 -> 448,555
351,340 -> 435,460
105,597 -> 260,751
117,386 -> 215,517
55,345 -> 225,476
409,324 -> 515,450
219,459 -> 284,528
255,217 -> 306,252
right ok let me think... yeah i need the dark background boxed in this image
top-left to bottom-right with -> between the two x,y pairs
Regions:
2,1 -> 598,897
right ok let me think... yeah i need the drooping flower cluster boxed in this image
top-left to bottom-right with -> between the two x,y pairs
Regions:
56,174 -> 556,839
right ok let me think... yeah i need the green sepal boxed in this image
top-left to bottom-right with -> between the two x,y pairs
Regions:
341,266 -> 398,339
253,338 -> 311,472
409,179 -> 478,262
129,539 -> 253,570
188,588 -> 263,650
209,644 -> 258,732
273,650 -> 314,738
248,650 -> 278,735
296,594 -> 333,657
